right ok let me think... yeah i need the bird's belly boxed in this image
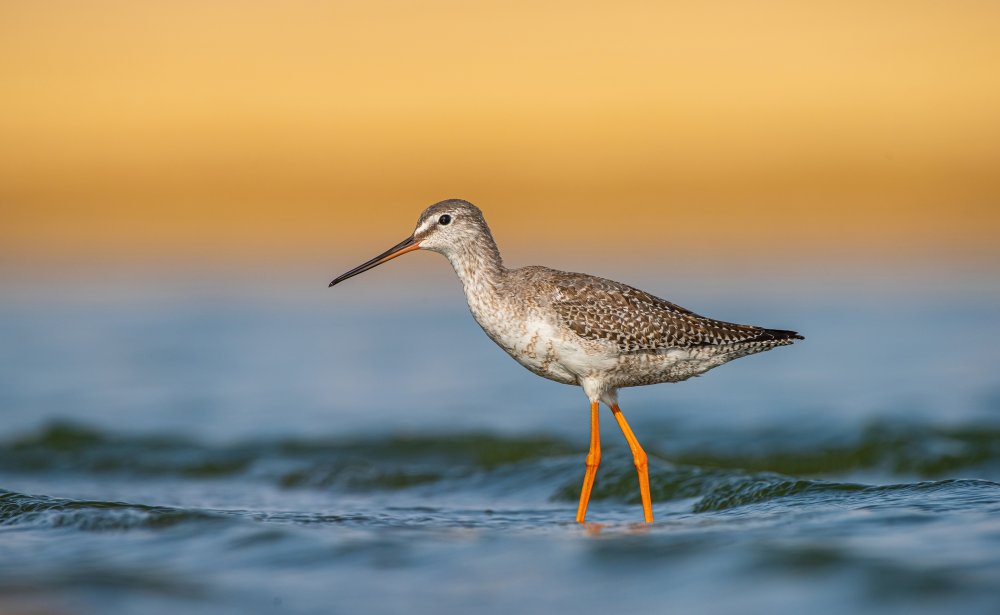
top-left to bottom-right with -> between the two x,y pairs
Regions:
476,302 -> 737,388
608,347 -> 734,386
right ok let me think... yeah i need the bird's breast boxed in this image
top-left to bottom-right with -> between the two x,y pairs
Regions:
467,297 -> 581,385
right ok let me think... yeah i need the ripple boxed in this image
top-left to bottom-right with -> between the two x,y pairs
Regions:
693,476 -> 1000,513
0,489 -> 225,531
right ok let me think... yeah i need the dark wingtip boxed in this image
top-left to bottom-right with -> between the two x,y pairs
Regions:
775,329 -> 804,341
755,328 -> 804,343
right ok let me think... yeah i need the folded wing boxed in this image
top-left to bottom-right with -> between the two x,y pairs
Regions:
552,274 -> 802,353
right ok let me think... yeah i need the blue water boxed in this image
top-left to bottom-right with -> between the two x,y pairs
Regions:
2,272 -> 999,614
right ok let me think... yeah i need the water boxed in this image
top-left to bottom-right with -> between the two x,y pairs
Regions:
2,274 -> 1000,614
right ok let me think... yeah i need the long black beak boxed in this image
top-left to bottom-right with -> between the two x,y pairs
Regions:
329,236 -> 421,287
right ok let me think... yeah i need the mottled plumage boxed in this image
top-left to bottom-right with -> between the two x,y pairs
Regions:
330,198 -> 803,523
553,273 -> 800,352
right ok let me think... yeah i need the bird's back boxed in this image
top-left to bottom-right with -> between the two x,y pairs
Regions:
495,266 -> 802,387
545,268 -> 801,350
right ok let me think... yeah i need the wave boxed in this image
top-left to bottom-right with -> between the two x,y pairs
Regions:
4,421 -> 999,484
670,422 -> 1000,478
5,473 -> 998,532
690,476 -> 1000,513
0,489 -> 225,530
1,422 -> 576,478
3,422 -> 1000,527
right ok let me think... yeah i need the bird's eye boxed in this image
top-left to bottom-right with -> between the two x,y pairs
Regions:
438,214 -> 451,225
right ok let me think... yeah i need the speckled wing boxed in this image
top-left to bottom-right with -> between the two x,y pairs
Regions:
552,274 -> 801,353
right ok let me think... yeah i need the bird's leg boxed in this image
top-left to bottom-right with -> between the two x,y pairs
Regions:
610,404 -> 653,523
575,401 -> 601,523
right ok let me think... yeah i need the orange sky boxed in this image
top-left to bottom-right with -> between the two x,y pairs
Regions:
2,0 -> 999,270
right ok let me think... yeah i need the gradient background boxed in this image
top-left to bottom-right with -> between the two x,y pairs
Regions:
2,0 -> 999,287
3,4 -> 1000,614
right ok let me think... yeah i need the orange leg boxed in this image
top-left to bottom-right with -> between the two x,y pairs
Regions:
575,401 -> 601,523
611,404 -> 654,523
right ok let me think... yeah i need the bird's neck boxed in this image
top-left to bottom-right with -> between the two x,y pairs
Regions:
444,233 -> 506,301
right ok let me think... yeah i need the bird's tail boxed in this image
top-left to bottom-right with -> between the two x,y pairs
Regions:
754,328 -> 804,343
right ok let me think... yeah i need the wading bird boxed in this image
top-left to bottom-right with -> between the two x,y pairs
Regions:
329,199 -> 802,523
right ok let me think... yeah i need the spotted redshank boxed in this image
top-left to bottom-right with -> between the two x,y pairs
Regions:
329,199 -> 803,523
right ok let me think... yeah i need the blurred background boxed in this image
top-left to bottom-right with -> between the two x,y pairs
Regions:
2,0 -> 998,280
2,2 -> 1000,615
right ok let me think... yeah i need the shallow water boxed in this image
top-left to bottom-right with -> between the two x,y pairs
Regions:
2,276 -> 999,614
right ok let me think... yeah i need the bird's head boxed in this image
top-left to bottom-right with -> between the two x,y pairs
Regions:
329,199 -> 490,287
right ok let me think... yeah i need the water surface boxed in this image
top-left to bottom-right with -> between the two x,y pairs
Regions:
1,275 -> 999,614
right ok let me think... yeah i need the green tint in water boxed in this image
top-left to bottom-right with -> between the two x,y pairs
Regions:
670,423 -> 1000,478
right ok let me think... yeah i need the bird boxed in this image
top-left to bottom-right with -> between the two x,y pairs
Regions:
329,199 -> 803,524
